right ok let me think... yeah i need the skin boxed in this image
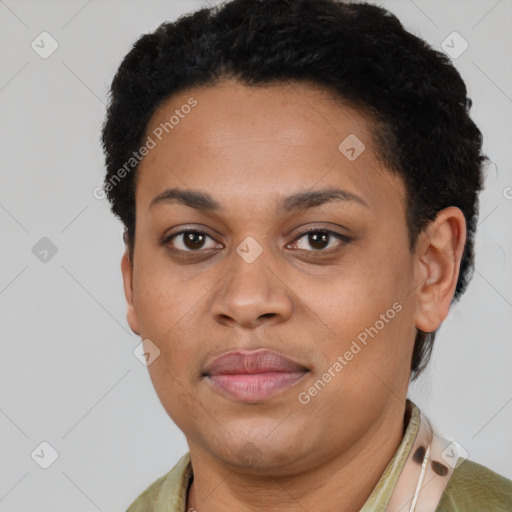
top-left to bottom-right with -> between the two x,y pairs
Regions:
121,79 -> 466,512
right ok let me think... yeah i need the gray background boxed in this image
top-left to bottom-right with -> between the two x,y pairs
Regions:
0,0 -> 511,510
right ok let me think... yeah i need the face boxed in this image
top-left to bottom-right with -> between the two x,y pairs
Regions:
122,79 -> 423,474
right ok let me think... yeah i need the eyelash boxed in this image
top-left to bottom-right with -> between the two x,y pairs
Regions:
163,227 -> 350,254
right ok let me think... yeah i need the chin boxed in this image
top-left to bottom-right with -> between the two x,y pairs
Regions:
214,434 -> 310,473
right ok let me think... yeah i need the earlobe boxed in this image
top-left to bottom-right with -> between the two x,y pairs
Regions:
414,207 -> 467,334
121,251 -> 140,336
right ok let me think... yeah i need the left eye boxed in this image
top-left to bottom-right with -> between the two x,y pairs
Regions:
289,229 -> 349,251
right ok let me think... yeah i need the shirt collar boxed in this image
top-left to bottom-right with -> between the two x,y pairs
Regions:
360,399 -> 420,511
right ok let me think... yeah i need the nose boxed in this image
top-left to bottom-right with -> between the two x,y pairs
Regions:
210,244 -> 293,329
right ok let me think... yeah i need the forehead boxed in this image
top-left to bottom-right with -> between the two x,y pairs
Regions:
136,79 -> 406,217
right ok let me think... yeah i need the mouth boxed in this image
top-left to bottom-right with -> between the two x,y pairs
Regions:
203,349 -> 310,403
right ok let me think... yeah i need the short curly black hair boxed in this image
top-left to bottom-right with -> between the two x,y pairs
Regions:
101,0 -> 486,380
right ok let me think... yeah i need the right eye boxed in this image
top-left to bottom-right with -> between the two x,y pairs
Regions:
163,230 -> 222,252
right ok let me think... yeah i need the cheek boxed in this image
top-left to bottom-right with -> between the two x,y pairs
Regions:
146,359 -> 204,435
132,258 -> 205,373
308,250 -> 409,328
307,241 -> 415,372
133,250 -> 190,330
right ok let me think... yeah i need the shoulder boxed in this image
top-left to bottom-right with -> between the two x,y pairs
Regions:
125,472 -> 168,512
125,453 -> 192,512
436,459 -> 512,512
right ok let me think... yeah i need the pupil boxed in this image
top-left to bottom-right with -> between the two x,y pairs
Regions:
310,231 -> 329,250
185,232 -> 205,250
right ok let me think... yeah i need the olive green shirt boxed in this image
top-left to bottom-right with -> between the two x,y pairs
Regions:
126,402 -> 512,511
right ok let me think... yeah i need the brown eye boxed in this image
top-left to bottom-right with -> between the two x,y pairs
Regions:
165,231 -> 219,252
183,232 -> 206,250
290,229 -> 349,252
307,231 -> 330,250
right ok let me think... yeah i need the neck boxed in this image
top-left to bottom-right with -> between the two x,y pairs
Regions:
186,401 -> 407,512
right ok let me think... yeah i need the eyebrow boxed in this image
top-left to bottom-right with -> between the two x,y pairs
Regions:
149,186 -> 369,213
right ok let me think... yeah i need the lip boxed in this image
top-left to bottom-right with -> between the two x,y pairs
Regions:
203,349 -> 309,403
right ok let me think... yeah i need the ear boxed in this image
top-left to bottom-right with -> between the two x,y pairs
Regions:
121,251 -> 140,336
413,207 -> 467,333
